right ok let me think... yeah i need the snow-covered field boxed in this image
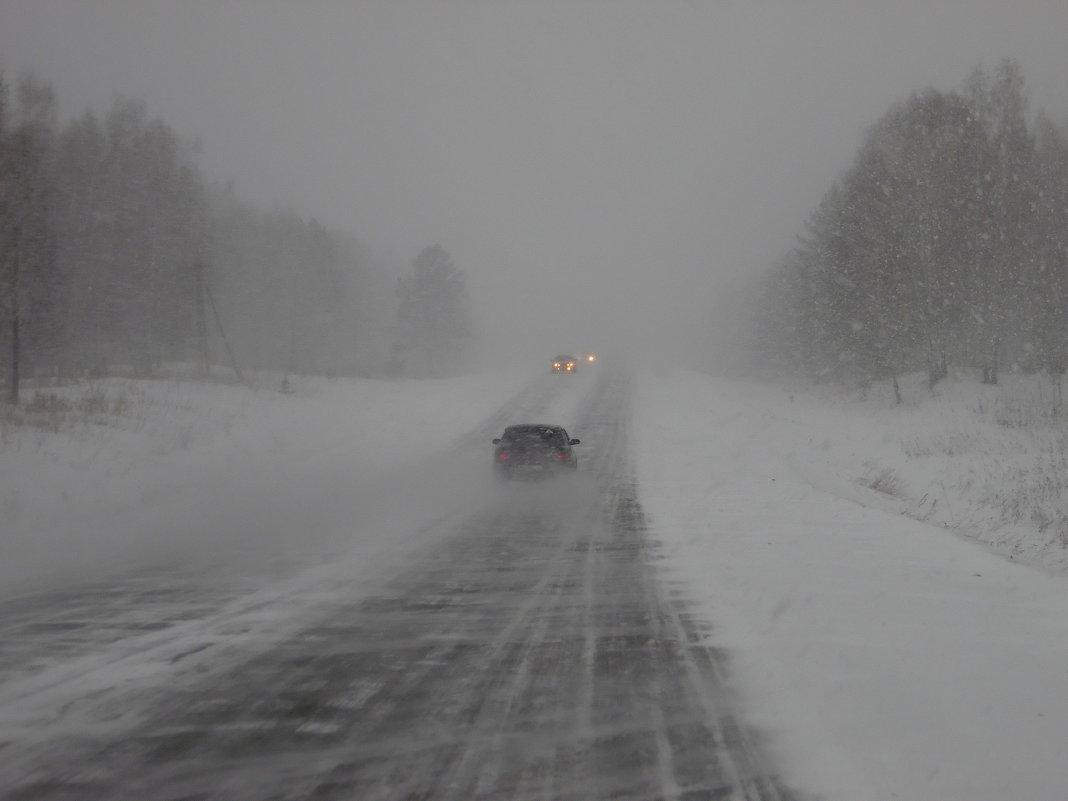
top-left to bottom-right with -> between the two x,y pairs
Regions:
0,369 -> 540,590
635,368 -> 1068,801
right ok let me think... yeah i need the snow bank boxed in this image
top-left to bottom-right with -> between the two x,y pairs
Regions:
0,370 -> 535,591
635,369 -> 1068,801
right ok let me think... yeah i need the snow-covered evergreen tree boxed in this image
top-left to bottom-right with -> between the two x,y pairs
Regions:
394,244 -> 470,377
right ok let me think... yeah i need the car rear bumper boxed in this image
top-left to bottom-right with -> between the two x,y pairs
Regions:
495,461 -> 574,480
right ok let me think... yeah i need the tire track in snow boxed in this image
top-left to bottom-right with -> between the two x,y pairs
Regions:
0,366 -> 800,801
0,374 -> 572,775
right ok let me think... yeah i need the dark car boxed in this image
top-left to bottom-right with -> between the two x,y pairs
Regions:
551,354 -> 578,373
493,424 -> 580,480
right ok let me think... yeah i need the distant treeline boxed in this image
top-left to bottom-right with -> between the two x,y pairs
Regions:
751,59 -> 1068,395
0,69 -> 401,399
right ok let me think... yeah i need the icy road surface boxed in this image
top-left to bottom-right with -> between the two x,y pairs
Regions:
0,368 -> 795,801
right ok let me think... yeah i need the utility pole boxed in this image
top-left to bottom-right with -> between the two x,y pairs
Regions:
203,273 -> 244,385
288,278 -> 297,383
193,260 -> 210,378
280,270 -> 297,393
8,224 -> 20,406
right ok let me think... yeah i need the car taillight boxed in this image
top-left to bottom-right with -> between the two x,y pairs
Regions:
554,451 -> 569,461
497,451 -> 510,462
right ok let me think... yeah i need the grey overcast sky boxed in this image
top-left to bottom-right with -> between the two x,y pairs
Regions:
3,1 -> 1068,357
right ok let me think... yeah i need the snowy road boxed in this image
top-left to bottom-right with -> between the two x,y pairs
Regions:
0,368 -> 795,801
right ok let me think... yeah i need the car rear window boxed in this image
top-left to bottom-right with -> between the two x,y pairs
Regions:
503,427 -> 565,445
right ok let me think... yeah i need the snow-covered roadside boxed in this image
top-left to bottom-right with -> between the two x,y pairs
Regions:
0,369 -> 536,590
635,369 -> 1068,801
779,372 -> 1068,574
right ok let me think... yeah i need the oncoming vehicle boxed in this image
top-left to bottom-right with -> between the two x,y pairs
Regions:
493,424 -> 580,480
552,354 -> 578,373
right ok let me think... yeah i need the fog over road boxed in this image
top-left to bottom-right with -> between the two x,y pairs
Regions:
0,368 -> 794,801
